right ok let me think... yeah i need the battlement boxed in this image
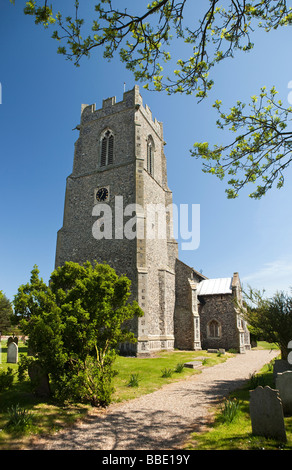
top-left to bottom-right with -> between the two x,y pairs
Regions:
80,85 -> 162,136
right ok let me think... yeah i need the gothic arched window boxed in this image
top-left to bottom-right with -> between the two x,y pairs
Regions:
207,319 -> 221,338
100,129 -> 114,167
147,136 -> 154,176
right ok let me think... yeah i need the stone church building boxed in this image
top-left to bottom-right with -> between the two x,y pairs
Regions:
55,85 -> 250,356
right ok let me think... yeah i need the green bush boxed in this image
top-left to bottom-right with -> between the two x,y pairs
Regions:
17,355 -> 37,383
249,372 -> 271,389
13,262 -> 143,407
0,367 -> 15,392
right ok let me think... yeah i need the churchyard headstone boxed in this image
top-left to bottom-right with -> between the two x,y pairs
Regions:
288,341 -> 292,366
183,361 -> 202,369
249,386 -> 287,442
28,362 -> 51,398
273,359 -> 292,380
7,341 -> 18,364
7,336 -> 18,346
276,371 -> 292,415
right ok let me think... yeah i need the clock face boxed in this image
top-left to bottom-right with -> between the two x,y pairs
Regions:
96,187 -> 109,202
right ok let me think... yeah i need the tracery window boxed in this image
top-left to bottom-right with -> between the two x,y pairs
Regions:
147,136 -> 154,176
208,319 -> 221,338
100,129 -> 114,167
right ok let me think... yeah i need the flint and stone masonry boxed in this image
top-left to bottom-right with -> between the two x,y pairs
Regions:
55,85 -> 250,356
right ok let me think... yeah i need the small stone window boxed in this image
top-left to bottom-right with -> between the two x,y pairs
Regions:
207,319 -> 221,338
100,129 -> 114,167
147,136 -> 154,176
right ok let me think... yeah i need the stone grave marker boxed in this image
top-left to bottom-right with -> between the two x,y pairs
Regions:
7,341 -> 18,364
288,341 -> 292,365
28,362 -> 51,398
276,371 -> 292,415
7,336 -> 18,346
273,359 -> 292,380
249,386 -> 286,442
183,361 -> 202,369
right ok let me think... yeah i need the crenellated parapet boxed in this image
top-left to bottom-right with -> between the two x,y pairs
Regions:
80,85 -> 162,138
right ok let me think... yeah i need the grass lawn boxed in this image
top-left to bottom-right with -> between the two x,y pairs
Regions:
0,340 -> 232,450
1,339 -> 288,451
112,349 -> 229,402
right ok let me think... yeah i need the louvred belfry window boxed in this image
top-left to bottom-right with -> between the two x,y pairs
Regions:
100,130 -> 114,166
147,136 -> 154,176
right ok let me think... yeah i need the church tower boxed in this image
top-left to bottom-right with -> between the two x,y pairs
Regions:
55,86 -> 178,355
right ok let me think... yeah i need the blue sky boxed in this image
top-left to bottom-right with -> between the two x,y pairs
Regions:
1,1 -> 292,302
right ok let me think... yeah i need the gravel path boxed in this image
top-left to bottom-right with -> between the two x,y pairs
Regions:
29,349 -> 279,450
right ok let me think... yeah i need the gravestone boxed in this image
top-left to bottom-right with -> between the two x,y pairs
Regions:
249,386 -> 286,442
288,340 -> 292,365
184,361 -> 202,369
276,371 -> 292,415
7,341 -> 18,363
7,336 -> 18,346
273,359 -> 292,380
28,362 -> 51,398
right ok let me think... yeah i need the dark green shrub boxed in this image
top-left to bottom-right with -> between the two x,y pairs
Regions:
53,354 -> 117,406
14,262 -> 143,407
249,372 -> 271,389
0,367 -> 15,392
